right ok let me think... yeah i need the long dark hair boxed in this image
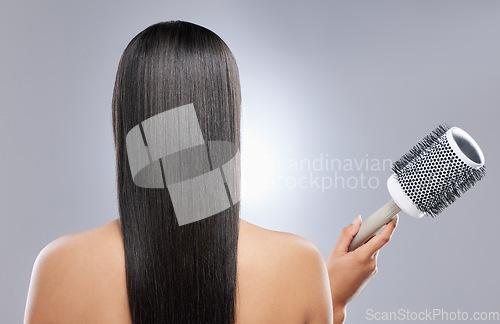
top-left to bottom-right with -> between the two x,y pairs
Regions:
112,21 -> 241,323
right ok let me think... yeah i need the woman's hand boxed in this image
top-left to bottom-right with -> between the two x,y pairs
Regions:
326,214 -> 398,324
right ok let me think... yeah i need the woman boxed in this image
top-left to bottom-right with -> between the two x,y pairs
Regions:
24,20 -> 397,324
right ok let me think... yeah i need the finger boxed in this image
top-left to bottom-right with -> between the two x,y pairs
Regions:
332,215 -> 362,256
358,214 -> 398,255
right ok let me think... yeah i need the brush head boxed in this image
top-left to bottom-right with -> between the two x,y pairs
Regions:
389,124 -> 486,218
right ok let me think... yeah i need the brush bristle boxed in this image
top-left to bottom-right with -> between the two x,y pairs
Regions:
392,124 -> 451,174
392,124 -> 486,217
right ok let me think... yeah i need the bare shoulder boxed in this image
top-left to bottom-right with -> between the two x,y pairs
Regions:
25,219 -> 130,324
237,219 -> 333,323
39,218 -> 122,256
239,218 -> 325,265
30,219 -> 123,278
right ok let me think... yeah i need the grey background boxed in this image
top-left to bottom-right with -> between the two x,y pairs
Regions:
1,0 -> 499,322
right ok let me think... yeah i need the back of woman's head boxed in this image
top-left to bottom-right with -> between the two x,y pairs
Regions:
112,20 -> 241,323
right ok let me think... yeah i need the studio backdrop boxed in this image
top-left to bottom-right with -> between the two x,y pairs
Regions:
1,0 -> 499,323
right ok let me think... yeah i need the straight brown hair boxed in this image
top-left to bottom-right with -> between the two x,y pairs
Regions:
112,20 -> 241,323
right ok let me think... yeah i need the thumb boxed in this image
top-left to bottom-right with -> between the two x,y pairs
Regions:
332,215 -> 362,257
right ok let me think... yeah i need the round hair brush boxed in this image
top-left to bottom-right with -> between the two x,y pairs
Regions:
348,124 -> 486,251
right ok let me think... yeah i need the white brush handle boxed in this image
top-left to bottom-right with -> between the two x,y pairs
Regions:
348,200 -> 401,251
